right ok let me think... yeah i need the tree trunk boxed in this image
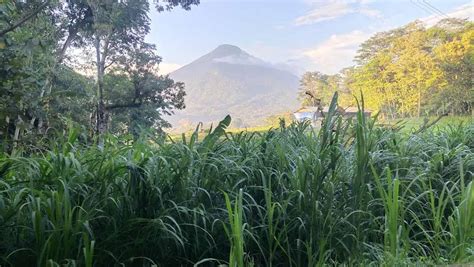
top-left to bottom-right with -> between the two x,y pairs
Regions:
35,26 -> 78,136
95,36 -> 107,146
13,116 -> 22,149
417,89 -> 421,118
57,27 -> 78,64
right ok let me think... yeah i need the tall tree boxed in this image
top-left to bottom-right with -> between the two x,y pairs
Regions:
433,23 -> 473,115
389,28 -> 442,117
0,0 -> 199,147
105,43 -> 185,137
0,0 -> 50,37
355,21 -> 424,65
82,0 -> 198,139
85,0 -> 150,137
349,53 -> 399,118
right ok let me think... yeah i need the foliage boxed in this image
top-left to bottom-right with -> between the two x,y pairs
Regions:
0,2 -> 472,265
433,25 -> 474,115
299,19 -> 473,119
0,1 -> 56,140
0,0 -> 198,147
0,96 -> 472,266
298,72 -> 341,107
105,43 -> 186,137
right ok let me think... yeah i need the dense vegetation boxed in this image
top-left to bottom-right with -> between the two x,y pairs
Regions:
2,1 -> 472,142
299,19 -> 473,119
1,1 -> 473,266
1,95 -> 473,266
0,0 -> 198,146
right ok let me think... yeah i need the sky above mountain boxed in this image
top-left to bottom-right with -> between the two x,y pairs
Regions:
146,0 -> 473,75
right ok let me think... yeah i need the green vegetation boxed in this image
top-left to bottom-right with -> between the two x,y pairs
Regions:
384,116 -> 473,133
0,0 -> 198,147
300,19 -> 473,119
1,1 -> 473,266
1,95 -> 472,266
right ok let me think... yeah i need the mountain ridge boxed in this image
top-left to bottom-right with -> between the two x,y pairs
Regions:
168,44 -> 300,130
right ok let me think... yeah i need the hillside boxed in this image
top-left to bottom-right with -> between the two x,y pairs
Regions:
168,44 -> 299,130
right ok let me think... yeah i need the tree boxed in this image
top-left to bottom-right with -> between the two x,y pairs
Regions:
355,21 -> 424,65
433,23 -> 473,115
0,1 -> 56,144
77,0 -> 198,140
0,0 -> 50,37
0,0 -> 199,148
50,0 -> 198,137
388,29 -> 442,117
105,43 -> 185,137
346,20 -> 471,118
298,72 -> 335,106
349,52 -> 399,118
53,0 -> 94,64
81,0 -> 150,138
48,66 -> 95,130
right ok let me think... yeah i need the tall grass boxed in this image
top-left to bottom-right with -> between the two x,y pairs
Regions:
0,94 -> 473,266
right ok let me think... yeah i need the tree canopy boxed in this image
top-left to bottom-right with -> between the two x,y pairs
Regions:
299,19 -> 473,119
0,0 -> 199,147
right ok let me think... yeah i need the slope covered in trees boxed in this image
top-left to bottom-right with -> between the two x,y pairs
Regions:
299,19 -> 473,119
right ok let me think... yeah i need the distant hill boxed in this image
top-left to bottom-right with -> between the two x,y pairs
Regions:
167,44 -> 299,131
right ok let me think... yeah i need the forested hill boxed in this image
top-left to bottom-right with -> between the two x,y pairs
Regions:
168,44 -> 300,130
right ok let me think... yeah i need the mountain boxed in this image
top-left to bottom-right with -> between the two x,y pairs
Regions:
168,44 -> 300,130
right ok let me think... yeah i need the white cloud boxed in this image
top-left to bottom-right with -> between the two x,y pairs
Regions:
294,0 -> 381,26
358,7 -> 381,18
295,2 -> 352,25
158,63 -> 182,75
302,30 -> 372,73
213,53 -> 267,66
421,3 -> 473,27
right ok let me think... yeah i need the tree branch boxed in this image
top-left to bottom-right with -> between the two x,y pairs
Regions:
104,58 -> 117,70
0,0 -> 50,37
57,26 -> 78,64
105,102 -> 142,110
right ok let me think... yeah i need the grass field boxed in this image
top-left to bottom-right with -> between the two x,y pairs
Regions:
382,115 -> 473,131
1,101 -> 473,266
171,115 -> 473,141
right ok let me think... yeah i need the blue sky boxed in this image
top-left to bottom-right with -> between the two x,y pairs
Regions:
146,0 -> 473,74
